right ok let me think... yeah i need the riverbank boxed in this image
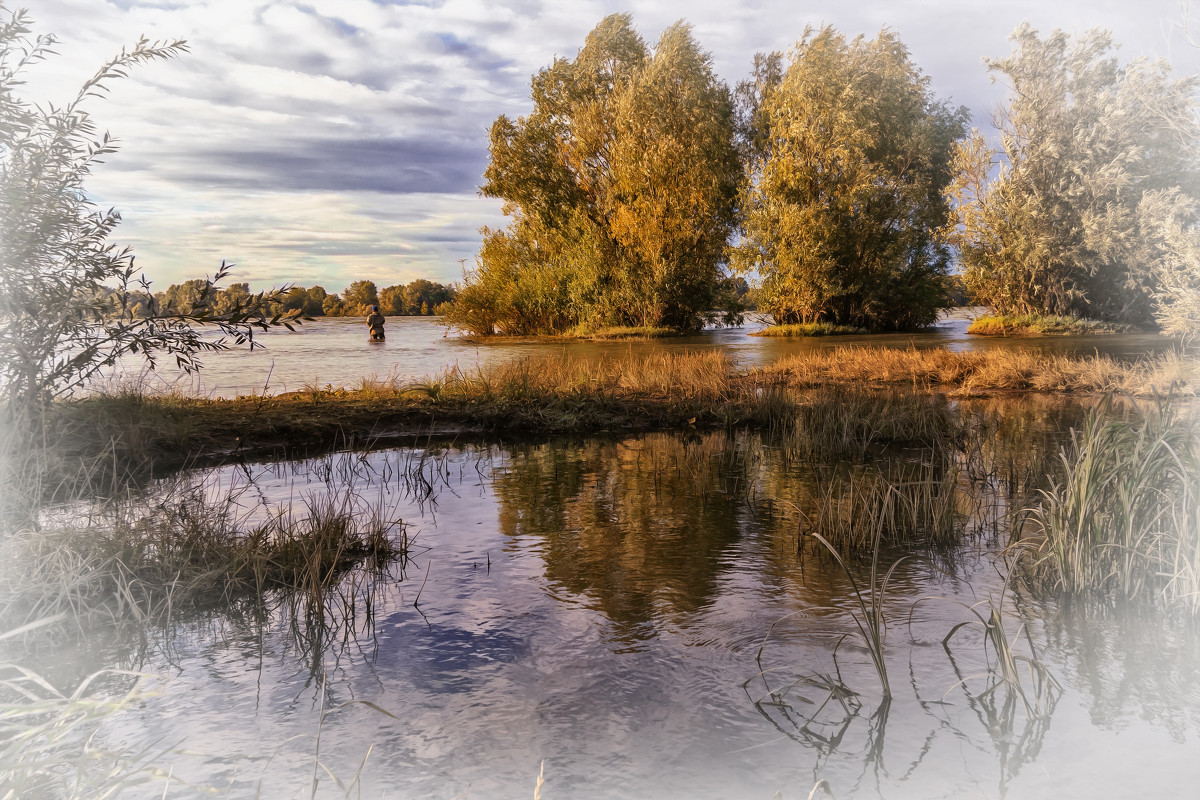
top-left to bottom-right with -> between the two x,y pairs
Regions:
33,345 -> 1197,478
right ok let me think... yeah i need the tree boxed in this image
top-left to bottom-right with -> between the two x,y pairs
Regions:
735,27 -> 968,330
445,14 -> 741,335
0,6 -> 297,418
341,280 -> 378,315
946,24 -> 1200,325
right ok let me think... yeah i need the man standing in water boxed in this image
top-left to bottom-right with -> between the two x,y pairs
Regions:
366,305 -> 386,341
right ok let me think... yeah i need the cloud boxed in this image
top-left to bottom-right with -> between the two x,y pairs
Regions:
19,0 -> 1200,292
134,135 -> 489,194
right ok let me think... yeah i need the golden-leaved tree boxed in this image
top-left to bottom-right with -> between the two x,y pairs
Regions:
947,24 -> 1200,326
445,14 -> 741,335
735,27 -> 968,331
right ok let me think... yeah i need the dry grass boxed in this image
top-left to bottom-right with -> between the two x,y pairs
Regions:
1019,393 -> 1200,614
967,314 -> 1138,336
15,347 -> 1198,484
752,322 -> 866,337
759,345 -> 1197,397
1,481 -> 408,631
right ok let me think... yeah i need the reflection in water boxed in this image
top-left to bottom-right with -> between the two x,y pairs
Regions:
9,394 -> 1200,799
493,435 -> 751,640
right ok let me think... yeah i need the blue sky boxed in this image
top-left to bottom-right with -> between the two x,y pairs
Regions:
20,0 -> 1200,294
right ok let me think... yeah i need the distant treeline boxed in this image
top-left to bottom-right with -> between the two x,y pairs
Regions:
101,278 -> 457,319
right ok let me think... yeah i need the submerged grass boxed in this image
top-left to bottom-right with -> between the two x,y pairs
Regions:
967,313 -> 1140,336
1,476 -> 409,633
752,322 -> 866,337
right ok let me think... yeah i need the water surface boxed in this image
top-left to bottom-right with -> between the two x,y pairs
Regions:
101,312 -> 1179,399
29,405 -> 1200,799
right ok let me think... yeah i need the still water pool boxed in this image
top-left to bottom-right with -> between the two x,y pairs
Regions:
31,403 -> 1200,799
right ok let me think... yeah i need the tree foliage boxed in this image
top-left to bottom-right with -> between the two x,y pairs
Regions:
445,14 -> 742,335
946,24 -> 1200,326
0,6 -> 296,417
735,27 -> 967,330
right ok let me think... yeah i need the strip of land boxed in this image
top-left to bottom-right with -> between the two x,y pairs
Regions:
45,346 -> 1197,474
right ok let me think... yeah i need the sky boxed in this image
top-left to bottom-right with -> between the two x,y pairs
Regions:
16,0 -> 1200,294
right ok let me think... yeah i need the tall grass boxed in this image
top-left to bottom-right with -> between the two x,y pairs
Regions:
1,475 -> 409,633
752,322 -> 865,337
760,345 -> 1196,396
966,313 -> 1137,336
799,461 -> 964,553
1021,393 -> 1200,613
0,662 -> 159,799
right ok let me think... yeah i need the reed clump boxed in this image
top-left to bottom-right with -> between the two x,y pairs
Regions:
1,489 -> 408,628
762,345 -> 1195,397
801,461 -> 964,553
967,313 -> 1138,336
1020,394 -> 1200,614
751,322 -> 866,337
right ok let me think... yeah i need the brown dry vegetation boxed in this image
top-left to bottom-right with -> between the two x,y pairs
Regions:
31,347 -> 1198,480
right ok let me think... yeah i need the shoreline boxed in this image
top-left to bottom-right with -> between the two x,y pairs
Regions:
42,345 -> 1198,474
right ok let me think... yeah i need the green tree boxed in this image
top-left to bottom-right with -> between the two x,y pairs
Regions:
304,286 -> 327,316
321,292 -> 344,316
340,280 -> 378,316
378,284 -> 405,315
735,27 -> 967,330
0,6 -> 296,417
446,14 -> 740,335
946,24 -> 1200,325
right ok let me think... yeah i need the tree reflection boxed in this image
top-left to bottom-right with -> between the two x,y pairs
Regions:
493,433 -> 754,638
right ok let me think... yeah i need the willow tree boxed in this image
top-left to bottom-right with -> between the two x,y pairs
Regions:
446,14 -> 740,335
947,24 -> 1200,325
735,27 -> 967,330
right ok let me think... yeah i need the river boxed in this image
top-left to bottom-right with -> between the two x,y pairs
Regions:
10,317 -> 1200,799
98,310 -> 1179,398
13,397 -> 1200,799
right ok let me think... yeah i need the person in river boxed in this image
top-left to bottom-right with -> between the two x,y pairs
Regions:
366,305 -> 386,341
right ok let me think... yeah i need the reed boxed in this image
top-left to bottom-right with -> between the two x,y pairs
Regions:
966,313 -> 1137,336
800,461 -> 963,553
1,482 -> 409,630
1021,393 -> 1200,613
940,597 -> 1060,719
809,531 -> 905,698
752,322 -> 865,337
0,661 -> 158,799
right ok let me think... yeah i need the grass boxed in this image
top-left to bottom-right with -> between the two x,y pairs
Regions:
21,347 -> 1194,481
967,313 -> 1139,336
1019,392 -> 1200,614
458,324 -> 679,343
1,470 -> 410,632
752,322 -> 866,337
0,661 -> 160,800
